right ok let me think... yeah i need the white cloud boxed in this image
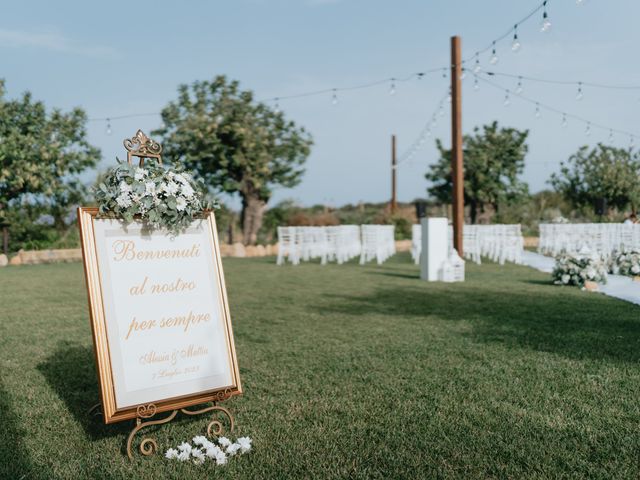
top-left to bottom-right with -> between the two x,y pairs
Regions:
0,28 -> 118,58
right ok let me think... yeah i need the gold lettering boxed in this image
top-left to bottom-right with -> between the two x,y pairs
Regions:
112,240 -> 135,261
129,276 -> 148,296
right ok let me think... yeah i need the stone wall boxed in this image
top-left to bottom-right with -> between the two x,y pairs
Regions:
0,239 -> 429,266
7,248 -> 83,266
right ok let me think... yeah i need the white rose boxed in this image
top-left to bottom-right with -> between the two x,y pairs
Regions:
561,274 -> 570,284
632,265 -> 640,274
119,181 -> 132,193
134,168 -> 148,181
144,181 -> 156,196
176,197 -> 187,211
162,181 -> 179,196
181,183 -> 195,198
115,193 -> 132,208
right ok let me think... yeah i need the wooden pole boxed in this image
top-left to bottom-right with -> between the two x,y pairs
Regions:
450,35 -> 464,256
391,134 -> 397,213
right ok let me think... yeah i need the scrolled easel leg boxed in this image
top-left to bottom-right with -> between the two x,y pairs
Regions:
88,402 -> 102,417
125,399 -> 236,460
181,402 -> 235,438
126,404 -> 178,460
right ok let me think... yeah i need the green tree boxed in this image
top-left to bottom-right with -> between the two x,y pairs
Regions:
425,121 -> 530,223
0,80 -> 99,254
550,144 -> 640,216
153,75 -> 313,245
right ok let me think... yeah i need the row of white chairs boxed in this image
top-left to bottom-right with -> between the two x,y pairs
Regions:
360,225 -> 396,265
539,223 -> 640,258
277,225 -> 395,265
465,224 -> 524,265
411,223 -> 524,265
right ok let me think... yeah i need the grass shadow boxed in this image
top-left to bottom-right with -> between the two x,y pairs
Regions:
0,378 -> 53,479
37,341 -> 131,441
366,271 -> 420,280
317,284 -> 640,363
522,279 -> 555,286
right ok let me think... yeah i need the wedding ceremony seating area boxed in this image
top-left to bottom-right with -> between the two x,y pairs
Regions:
539,223 -> 640,259
411,223 -> 525,266
276,224 -> 394,266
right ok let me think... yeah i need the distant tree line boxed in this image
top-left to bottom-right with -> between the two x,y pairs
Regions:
425,121 -> 640,224
2,73 -> 639,255
0,75 -> 312,254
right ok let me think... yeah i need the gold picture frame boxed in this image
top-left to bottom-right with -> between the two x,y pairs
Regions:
77,207 -> 242,424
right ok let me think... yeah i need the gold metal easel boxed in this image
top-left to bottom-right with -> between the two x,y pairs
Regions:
89,390 -> 235,460
86,130 -> 237,460
123,129 -> 163,166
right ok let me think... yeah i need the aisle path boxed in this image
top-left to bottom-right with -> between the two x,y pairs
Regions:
521,251 -> 640,306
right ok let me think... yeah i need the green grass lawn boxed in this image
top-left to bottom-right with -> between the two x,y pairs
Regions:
1,254 -> 639,479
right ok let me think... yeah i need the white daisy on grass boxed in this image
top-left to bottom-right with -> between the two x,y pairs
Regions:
237,437 -> 252,453
204,444 -> 224,459
218,437 -> 232,448
215,451 -> 227,466
193,435 -> 209,446
192,448 -> 206,464
177,441 -> 192,453
226,443 -> 241,456
177,450 -> 191,462
165,448 -> 178,460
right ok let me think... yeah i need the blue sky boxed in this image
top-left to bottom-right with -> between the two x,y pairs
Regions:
2,0 -> 639,209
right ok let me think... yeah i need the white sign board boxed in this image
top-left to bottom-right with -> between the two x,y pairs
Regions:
78,208 -> 241,423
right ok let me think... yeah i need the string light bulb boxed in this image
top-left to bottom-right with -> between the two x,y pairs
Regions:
515,76 -> 523,94
389,79 -> 396,96
331,89 -> 338,105
490,41 -> 498,65
561,113 -> 568,128
534,103 -> 541,118
473,77 -> 479,91
503,91 -> 511,106
540,1 -> 551,32
473,53 -> 482,74
576,82 -> 583,101
585,122 -> 591,136
274,98 -> 281,114
608,130 -> 614,144
511,25 -> 521,52
105,118 -> 112,135
630,136 -> 635,150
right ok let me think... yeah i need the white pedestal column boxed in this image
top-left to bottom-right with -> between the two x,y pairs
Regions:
420,217 -> 449,281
